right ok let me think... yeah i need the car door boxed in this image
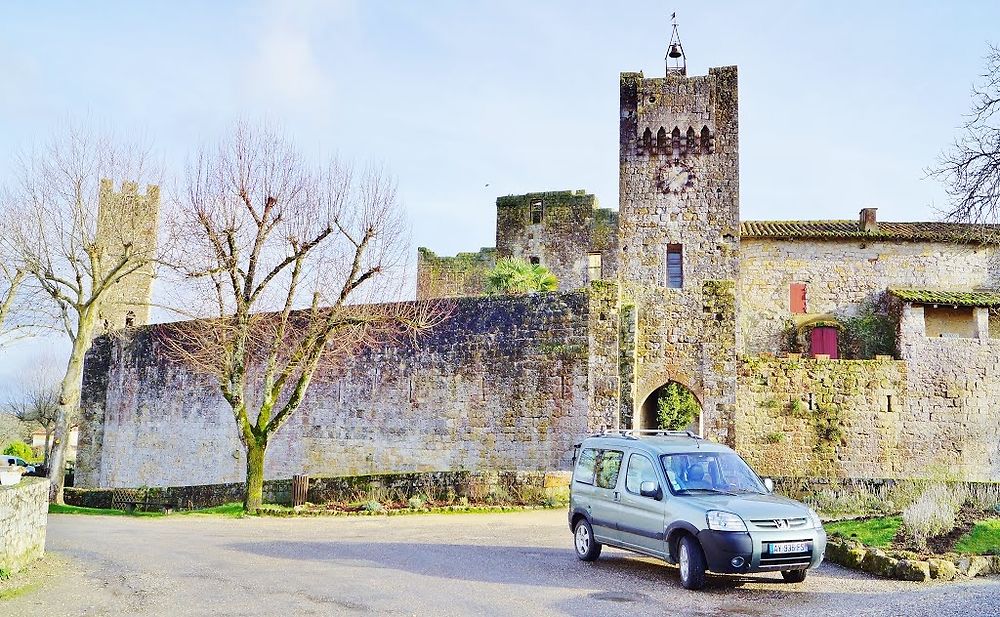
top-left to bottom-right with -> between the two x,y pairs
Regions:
616,451 -> 667,557
573,447 -> 625,543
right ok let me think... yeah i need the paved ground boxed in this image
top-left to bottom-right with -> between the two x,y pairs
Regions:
5,510 -> 1000,616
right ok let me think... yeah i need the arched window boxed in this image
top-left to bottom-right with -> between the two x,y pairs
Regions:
671,127 -> 681,159
641,127 -> 653,149
656,127 -> 668,152
700,126 -> 712,154
685,126 -> 696,156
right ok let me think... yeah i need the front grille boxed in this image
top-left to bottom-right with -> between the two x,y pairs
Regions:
749,517 -> 808,530
759,553 -> 813,568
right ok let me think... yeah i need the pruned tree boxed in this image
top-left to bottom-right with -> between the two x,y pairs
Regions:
163,122 -> 446,512
6,360 -> 64,467
0,259 -> 28,348
930,44 -> 1000,233
0,124 -> 159,502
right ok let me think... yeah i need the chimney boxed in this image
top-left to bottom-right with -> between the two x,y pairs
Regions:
859,208 -> 878,233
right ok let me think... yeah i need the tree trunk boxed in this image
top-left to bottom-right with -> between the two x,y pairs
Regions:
47,330 -> 91,503
244,439 -> 267,512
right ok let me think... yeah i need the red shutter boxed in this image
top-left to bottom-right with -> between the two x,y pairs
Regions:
790,283 -> 807,313
810,327 -> 838,359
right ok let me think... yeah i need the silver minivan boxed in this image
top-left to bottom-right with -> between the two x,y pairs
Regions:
568,431 -> 826,590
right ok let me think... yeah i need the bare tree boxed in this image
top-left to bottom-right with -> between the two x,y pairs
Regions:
0,124 -> 159,502
0,260 -> 27,348
6,359 -> 65,467
164,123 -> 445,511
930,44 -> 1000,232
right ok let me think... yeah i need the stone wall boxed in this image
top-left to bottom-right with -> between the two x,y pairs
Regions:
78,292 -> 600,488
0,477 -> 48,575
739,238 -> 1000,355
415,247 -> 496,300
496,190 -> 619,291
899,304 -> 1000,480
735,357 -> 908,478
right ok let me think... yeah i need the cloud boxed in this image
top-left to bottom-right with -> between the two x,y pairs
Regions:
244,0 -> 355,113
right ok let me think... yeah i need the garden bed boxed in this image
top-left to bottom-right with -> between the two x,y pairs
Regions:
824,508 -> 1000,581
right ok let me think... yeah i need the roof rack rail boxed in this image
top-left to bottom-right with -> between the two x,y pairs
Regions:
594,429 -> 703,440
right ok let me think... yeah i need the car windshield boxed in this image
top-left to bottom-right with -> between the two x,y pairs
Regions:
661,452 -> 767,495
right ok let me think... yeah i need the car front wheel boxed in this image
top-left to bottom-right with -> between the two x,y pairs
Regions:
781,569 -> 807,583
678,536 -> 707,590
573,519 -> 602,561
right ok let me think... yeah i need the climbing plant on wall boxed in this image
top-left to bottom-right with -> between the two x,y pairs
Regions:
840,304 -> 896,359
656,382 -> 700,431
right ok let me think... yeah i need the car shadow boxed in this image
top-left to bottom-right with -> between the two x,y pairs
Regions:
225,538 -> 804,593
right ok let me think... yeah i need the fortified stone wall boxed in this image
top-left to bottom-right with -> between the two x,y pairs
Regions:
739,238 -> 1000,355
415,247 -> 496,300
618,66 -> 740,439
77,292 -> 599,488
95,179 -> 160,332
0,477 -> 48,575
496,190 -> 619,291
735,357 -> 908,478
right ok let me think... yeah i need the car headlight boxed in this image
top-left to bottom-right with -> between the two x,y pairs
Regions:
806,508 -> 823,529
706,510 -> 747,532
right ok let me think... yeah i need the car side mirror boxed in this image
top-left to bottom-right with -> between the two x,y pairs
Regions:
764,478 -> 774,493
640,481 -> 661,500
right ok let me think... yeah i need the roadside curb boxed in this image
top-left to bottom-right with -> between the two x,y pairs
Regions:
825,536 -> 1000,581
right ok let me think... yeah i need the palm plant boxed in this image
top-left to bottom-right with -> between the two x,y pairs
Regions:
484,257 -> 558,295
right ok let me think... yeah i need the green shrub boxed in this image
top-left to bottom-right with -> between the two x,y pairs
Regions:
407,496 -> 425,510
361,500 -> 385,513
656,382 -> 700,430
764,432 -> 786,444
2,440 -> 34,462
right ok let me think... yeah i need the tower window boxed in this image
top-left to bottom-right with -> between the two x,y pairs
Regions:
665,245 -> 683,288
587,253 -> 602,282
530,200 -> 543,224
701,125 -> 712,154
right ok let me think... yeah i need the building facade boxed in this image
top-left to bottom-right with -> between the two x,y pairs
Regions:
77,49 -> 1000,488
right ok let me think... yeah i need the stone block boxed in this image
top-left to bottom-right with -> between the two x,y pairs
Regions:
927,558 -> 957,581
861,549 -> 899,578
894,559 -> 930,582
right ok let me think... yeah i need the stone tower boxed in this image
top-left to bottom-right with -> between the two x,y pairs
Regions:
95,179 -> 160,333
617,52 -> 740,440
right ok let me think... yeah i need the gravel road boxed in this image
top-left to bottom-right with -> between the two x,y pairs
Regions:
5,509 -> 999,616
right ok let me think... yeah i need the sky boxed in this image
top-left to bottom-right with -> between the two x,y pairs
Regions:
0,0 -> 997,390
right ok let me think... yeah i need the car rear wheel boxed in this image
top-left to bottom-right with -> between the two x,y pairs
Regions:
573,519 -> 602,561
781,569 -> 807,583
678,536 -> 707,590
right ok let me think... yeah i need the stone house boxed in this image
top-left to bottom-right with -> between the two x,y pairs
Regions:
76,46 -> 1000,489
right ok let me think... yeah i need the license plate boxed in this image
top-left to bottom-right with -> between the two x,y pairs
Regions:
769,542 -> 810,554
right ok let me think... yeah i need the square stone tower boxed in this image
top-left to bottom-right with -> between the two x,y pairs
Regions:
617,64 -> 740,441
95,179 -> 160,333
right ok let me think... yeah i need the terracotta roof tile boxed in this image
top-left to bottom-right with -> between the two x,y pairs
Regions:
888,288 -> 1000,307
740,220 -> 1000,243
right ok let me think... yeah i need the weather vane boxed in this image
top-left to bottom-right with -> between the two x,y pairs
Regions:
666,12 -> 686,76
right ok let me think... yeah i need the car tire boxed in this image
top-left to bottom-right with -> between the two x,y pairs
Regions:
678,535 -> 707,590
781,569 -> 807,583
573,519 -> 602,561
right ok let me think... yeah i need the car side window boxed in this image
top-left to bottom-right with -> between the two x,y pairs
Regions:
595,450 -> 623,489
625,454 -> 658,495
574,448 -> 597,485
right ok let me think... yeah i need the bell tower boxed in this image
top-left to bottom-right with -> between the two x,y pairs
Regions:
617,22 -> 740,442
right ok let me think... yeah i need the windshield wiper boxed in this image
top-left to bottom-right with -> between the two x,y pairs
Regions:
674,488 -> 738,496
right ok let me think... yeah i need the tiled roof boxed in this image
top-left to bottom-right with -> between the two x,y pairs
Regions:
740,220 -> 1000,243
888,288 -> 1000,307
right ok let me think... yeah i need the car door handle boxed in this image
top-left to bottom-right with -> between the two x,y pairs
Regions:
613,491 -> 621,502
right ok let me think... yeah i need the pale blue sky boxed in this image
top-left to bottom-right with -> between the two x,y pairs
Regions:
0,0 -> 996,387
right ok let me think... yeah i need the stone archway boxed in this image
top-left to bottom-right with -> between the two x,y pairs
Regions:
637,380 -> 702,432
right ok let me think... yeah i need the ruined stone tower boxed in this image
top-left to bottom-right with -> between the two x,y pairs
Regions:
95,179 -> 160,333
617,51 -> 740,439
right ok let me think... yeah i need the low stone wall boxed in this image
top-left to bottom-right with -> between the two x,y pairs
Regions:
64,470 -> 572,511
826,537 -> 1000,582
0,477 -> 49,575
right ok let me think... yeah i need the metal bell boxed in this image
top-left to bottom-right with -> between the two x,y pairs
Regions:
667,43 -> 683,59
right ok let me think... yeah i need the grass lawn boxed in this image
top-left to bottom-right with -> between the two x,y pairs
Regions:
953,518 -> 1000,555
49,502 -> 250,518
824,516 -> 901,548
